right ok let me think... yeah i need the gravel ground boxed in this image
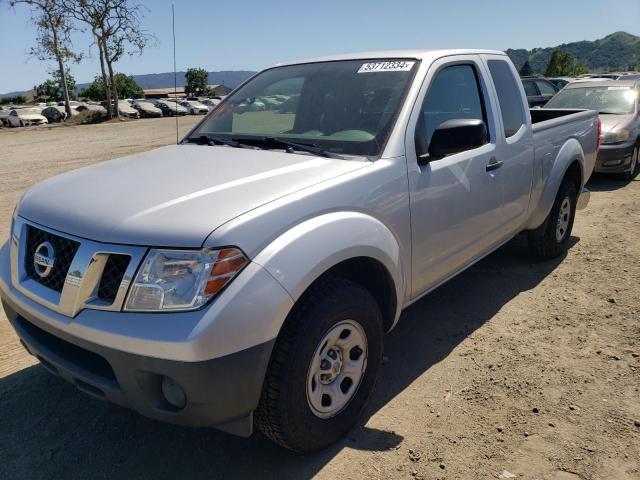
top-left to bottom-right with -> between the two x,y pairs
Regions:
0,119 -> 638,480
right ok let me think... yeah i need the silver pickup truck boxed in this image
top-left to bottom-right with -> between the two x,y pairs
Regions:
0,49 -> 599,452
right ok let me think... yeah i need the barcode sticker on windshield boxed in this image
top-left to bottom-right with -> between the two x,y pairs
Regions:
357,61 -> 415,73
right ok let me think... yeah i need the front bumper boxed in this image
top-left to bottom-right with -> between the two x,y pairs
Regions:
595,141 -> 635,173
3,296 -> 273,434
0,229 -> 293,434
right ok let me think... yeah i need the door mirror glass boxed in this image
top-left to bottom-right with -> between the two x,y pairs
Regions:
425,119 -> 488,159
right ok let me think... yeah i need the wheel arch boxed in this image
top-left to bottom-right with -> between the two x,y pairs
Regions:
252,211 -> 406,333
525,138 -> 585,231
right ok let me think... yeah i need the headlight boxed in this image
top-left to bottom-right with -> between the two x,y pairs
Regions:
600,129 -> 630,144
124,247 -> 248,312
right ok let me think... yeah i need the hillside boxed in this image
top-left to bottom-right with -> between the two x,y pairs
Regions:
0,70 -> 256,99
506,31 -> 640,74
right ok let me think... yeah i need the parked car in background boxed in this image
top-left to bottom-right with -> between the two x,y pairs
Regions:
545,79 -> 639,179
588,73 -> 623,80
57,100 -> 85,109
156,99 -> 188,116
131,100 -> 163,118
180,100 -> 209,115
41,105 -> 78,123
0,106 -> 12,126
76,103 -> 107,114
521,77 -> 560,106
0,49 -> 599,453
5,108 -> 48,127
201,98 -> 221,109
546,77 -> 572,89
99,100 -> 140,119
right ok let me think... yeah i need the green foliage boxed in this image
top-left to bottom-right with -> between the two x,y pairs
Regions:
573,62 -> 589,75
185,67 -> 212,97
34,71 -> 77,101
507,31 -> 640,74
79,73 -> 143,100
0,96 -> 27,105
518,61 -> 533,76
545,49 -> 575,76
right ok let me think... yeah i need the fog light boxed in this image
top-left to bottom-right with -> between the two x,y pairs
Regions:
161,376 -> 186,409
603,158 -> 623,166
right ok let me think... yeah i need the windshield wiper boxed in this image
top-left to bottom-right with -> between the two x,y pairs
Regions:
186,135 -> 257,149
598,111 -> 624,115
252,137 -> 346,159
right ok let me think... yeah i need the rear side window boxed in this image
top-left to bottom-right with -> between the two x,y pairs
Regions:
488,60 -> 526,137
522,80 -> 539,97
536,80 -> 557,96
418,64 -> 487,147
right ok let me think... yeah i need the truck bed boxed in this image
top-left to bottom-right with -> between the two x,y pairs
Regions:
530,108 -> 593,131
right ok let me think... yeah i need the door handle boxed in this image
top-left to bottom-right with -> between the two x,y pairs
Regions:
486,158 -> 503,172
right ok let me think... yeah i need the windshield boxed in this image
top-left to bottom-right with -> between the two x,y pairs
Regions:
188,59 -> 418,156
545,86 -> 637,114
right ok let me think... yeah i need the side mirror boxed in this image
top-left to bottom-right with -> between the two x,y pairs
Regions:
418,118 -> 488,162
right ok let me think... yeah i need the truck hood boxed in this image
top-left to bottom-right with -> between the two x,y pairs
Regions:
599,113 -> 634,133
19,144 -> 369,247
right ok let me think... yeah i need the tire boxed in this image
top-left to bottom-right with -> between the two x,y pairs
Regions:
255,276 -> 384,452
19,120 -> 24,127
528,179 -> 577,259
623,144 -> 639,181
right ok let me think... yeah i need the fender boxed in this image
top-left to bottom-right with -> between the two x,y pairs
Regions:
525,137 -> 585,231
252,211 -> 406,326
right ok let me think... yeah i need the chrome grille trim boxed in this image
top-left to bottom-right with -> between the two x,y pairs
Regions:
10,217 -> 147,317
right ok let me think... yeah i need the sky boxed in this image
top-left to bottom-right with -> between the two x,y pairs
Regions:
0,0 -> 639,93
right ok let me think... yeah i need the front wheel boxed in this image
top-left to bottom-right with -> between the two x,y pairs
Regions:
528,179 -> 577,259
255,276 -> 384,452
623,144 -> 639,181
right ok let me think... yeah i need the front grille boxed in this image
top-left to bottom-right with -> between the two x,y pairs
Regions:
97,254 -> 131,304
24,225 -> 80,292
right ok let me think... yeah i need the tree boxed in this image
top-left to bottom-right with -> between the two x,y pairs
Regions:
545,49 -> 575,76
79,73 -> 142,100
185,68 -> 211,97
518,60 -> 533,76
65,0 -> 155,119
573,62 -> 589,75
9,0 -> 81,117
0,96 -> 28,105
35,70 -> 77,101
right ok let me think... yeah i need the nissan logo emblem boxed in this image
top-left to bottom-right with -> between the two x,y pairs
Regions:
33,241 -> 56,278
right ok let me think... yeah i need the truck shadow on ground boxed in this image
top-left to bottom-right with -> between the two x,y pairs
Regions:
0,235 -> 574,480
586,173 -> 637,192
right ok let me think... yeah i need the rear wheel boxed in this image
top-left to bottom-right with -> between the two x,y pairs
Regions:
255,276 -> 384,452
528,179 -> 577,259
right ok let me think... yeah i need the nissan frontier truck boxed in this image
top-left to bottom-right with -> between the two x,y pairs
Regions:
0,49 -> 599,452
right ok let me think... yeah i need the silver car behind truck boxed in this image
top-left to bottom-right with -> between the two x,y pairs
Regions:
0,49 -> 599,452
545,79 -> 639,180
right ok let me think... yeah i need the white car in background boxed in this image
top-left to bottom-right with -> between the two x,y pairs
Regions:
201,98 -> 221,109
180,100 -> 209,115
131,100 -> 163,118
6,108 -> 48,127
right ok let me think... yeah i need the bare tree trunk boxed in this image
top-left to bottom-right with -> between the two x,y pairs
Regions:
106,59 -> 120,119
48,14 -> 71,118
96,37 -> 112,119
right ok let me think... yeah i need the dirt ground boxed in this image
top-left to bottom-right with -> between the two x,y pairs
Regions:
0,119 -> 638,480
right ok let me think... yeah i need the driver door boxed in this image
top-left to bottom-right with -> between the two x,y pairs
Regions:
406,57 -> 505,297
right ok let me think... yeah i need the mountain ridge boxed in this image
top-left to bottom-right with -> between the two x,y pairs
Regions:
0,70 -> 257,98
3,32 -> 640,97
506,31 -> 640,73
